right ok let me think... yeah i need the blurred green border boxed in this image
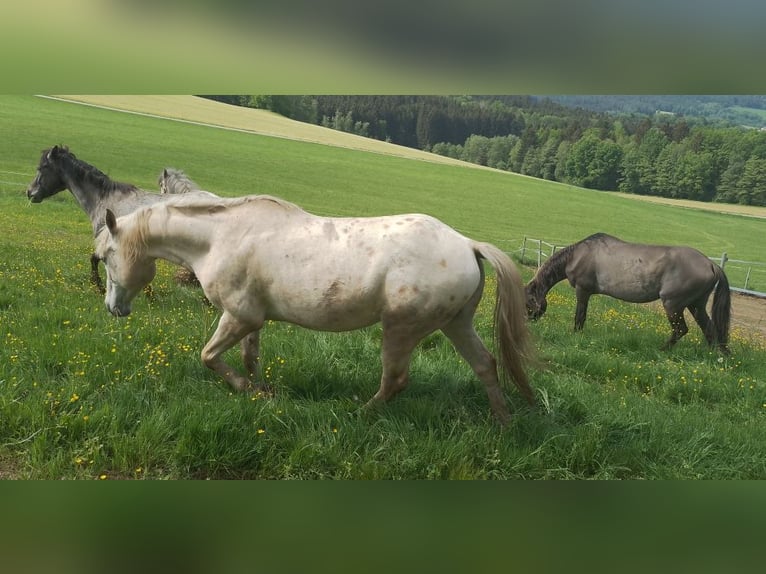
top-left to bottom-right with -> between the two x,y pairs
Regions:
2,1 -> 765,93
2,481 -> 766,573
4,0 -> 765,568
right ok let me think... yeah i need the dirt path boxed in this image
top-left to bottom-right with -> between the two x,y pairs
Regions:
731,292 -> 766,340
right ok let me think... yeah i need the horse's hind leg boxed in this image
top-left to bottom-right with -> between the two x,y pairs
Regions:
687,300 -> 715,346
661,305 -> 689,350
365,322 -> 424,409
442,316 -> 510,425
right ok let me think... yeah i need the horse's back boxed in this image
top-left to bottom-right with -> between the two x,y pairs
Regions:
225,211 -> 481,331
567,236 -> 717,302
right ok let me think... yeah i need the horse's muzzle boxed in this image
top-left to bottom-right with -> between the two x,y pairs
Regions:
27,189 -> 42,203
107,302 -> 132,317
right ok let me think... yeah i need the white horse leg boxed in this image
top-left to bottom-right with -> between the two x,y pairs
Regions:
365,324 -> 424,409
201,311 -> 261,392
442,317 -> 510,425
240,330 -> 263,383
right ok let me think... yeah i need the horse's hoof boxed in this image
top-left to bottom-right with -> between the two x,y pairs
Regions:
248,383 -> 273,398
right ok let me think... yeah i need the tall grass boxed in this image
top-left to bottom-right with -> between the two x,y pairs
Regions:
1,95 -> 765,479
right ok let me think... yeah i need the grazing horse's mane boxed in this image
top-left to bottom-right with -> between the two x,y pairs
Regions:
531,242 -> 575,290
46,146 -> 139,197
532,232 -> 613,291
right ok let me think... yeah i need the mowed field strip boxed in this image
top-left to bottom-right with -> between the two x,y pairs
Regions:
49,95 -> 766,220
45,95 -> 481,169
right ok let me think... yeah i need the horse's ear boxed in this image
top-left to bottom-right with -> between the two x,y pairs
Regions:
105,209 -> 118,234
163,168 -> 169,177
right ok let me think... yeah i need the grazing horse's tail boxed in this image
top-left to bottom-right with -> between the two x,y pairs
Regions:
473,242 -> 536,405
712,264 -> 731,350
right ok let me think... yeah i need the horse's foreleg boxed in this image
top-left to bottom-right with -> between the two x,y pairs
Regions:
574,289 -> 591,330
201,312 -> 261,393
90,253 -> 105,294
240,330 -> 264,385
662,306 -> 688,350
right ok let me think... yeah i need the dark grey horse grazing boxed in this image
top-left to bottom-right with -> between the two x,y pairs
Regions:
525,233 -> 731,353
25,146 -> 215,291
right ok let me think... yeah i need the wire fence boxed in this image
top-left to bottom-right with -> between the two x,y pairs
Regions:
516,236 -> 766,299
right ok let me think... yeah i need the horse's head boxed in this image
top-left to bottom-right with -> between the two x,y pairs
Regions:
26,146 -> 69,203
158,168 -> 171,194
525,281 -> 547,320
97,209 -> 157,317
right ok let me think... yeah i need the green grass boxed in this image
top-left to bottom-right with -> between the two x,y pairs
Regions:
1,95 -> 766,479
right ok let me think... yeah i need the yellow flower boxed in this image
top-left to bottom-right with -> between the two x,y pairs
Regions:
98,474 -> 107,480
257,428 -> 266,434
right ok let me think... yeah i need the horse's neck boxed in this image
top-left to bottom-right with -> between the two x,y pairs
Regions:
532,253 -> 569,295
145,209 -> 214,269
62,176 -> 104,233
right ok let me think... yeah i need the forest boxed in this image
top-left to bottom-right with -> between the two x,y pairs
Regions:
203,95 -> 766,206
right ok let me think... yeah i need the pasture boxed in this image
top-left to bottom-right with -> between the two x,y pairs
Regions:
1,95 -> 766,479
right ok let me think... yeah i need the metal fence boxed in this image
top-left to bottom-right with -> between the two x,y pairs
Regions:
711,253 -> 766,297
518,237 -> 766,299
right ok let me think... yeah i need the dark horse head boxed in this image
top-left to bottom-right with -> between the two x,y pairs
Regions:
525,281 -> 547,320
26,145 -> 70,203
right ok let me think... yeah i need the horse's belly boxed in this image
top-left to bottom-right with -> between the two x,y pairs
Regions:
597,275 -> 660,303
271,305 -> 380,332
264,284 -> 384,332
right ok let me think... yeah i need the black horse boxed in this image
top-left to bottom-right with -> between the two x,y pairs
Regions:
26,146 -> 214,291
525,233 -> 731,353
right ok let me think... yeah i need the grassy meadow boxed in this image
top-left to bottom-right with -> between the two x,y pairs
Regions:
1,95 -> 766,479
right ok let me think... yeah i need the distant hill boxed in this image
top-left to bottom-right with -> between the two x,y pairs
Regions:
541,95 -> 766,128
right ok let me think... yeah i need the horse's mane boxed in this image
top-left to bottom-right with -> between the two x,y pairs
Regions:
46,146 -> 139,197
158,168 -> 200,194
95,209 -> 151,264
531,243 -> 575,289
109,194 -> 301,262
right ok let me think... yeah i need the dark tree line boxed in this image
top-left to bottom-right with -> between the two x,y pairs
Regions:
202,95 -> 766,206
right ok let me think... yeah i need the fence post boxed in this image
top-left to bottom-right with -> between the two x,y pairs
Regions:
521,237 -> 527,264
744,267 -> 751,290
537,241 -> 542,267
720,252 -> 728,269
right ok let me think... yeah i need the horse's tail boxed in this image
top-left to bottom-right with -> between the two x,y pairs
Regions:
473,242 -> 536,405
712,264 -> 731,350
